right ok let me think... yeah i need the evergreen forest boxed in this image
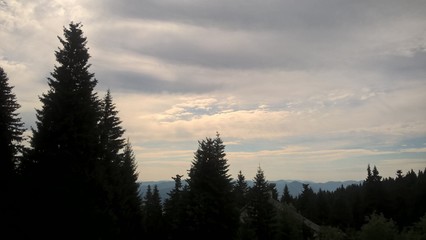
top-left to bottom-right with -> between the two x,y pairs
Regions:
1,22 -> 425,240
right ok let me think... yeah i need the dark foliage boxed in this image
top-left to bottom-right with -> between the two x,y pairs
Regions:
233,170 -> 249,209
185,133 -> 239,239
143,185 -> 164,238
242,167 -> 279,240
0,67 -> 25,178
292,165 -> 426,233
280,184 -> 293,205
22,22 -> 105,238
163,174 -> 189,240
99,91 -> 143,239
0,67 -> 25,237
20,22 -> 142,239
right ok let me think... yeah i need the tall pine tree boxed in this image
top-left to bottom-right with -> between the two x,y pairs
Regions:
364,164 -> 386,216
186,133 -> 239,239
116,140 -> 143,239
164,174 -> 189,240
25,22 -> 107,238
234,170 -> 249,209
143,185 -> 163,238
0,67 -> 24,179
99,89 -> 125,163
0,66 -> 25,237
99,90 -> 143,239
244,166 -> 278,240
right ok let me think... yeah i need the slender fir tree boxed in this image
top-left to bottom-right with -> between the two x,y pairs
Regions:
164,174 -> 188,239
0,67 -> 24,179
234,170 -> 249,209
143,185 -> 163,238
186,133 -> 239,239
99,89 -> 125,163
116,140 -> 143,239
99,89 -> 143,239
0,66 -> 25,238
280,184 -> 293,204
245,166 -> 278,240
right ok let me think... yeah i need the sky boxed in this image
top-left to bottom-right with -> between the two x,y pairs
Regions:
1,0 -> 425,182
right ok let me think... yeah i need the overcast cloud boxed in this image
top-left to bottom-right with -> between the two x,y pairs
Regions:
1,0 -> 425,182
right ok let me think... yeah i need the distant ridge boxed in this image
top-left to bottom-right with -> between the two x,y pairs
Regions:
138,179 -> 361,201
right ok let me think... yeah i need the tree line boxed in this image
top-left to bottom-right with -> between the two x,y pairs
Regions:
1,22 -> 425,239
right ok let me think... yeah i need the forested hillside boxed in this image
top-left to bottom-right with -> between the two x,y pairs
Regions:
1,22 -> 425,240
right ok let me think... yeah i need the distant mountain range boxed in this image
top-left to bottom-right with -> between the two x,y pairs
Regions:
138,179 -> 362,201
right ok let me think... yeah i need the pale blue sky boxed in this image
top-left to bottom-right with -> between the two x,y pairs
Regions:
1,0 -> 425,181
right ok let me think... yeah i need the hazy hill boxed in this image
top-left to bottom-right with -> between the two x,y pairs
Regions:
138,179 -> 361,201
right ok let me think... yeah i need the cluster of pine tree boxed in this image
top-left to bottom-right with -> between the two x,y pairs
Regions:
1,22 -> 142,239
290,165 -> 426,239
292,165 -> 426,230
144,148 -> 426,240
1,22 -> 425,240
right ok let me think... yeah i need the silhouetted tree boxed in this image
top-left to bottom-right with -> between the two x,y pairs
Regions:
115,140 -> 143,239
186,133 -> 239,239
364,164 -> 387,216
297,184 -> 317,220
99,89 -> 125,164
234,170 -> 249,209
164,174 -> 189,240
372,165 -> 382,182
0,66 -> 24,178
143,185 -> 163,238
97,89 -> 127,235
316,189 -> 330,225
329,186 -> 353,229
244,167 -> 278,240
280,184 -> 293,204
98,90 -> 143,238
24,22 -> 108,238
366,164 -> 372,182
396,170 -> 403,180
0,66 -> 25,237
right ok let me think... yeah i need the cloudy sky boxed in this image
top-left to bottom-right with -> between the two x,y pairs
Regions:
1,0 -> 425,182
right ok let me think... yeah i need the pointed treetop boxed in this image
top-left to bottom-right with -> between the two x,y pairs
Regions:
0,66 -> 25,176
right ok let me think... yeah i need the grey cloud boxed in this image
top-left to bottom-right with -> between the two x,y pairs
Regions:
127,39 -> 302,70
93,23 -> 351,71
95,0 -> 424,32
86,0 -> 426,71
358,48 -> 426,82
379,50 -> 426,79
96,70 -> 221,94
